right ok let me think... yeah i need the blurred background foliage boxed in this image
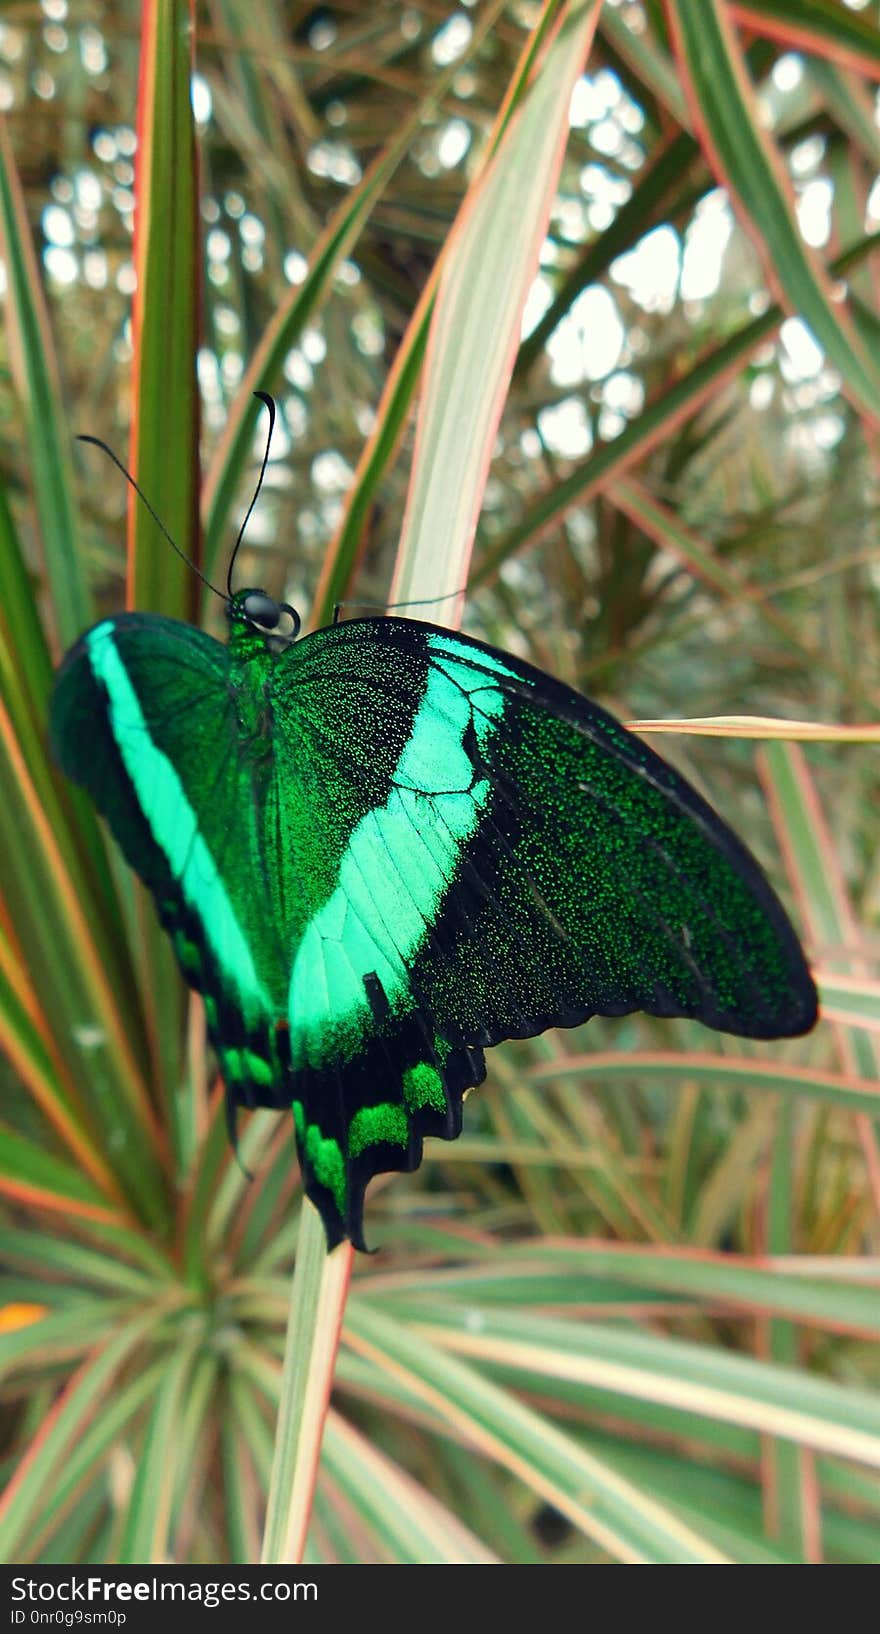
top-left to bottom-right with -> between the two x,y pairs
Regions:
0,0 -> 879,1566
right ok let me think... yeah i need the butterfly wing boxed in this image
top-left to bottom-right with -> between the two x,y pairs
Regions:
415,623 -> 816,1033
49,614 -> 295,1115
271,616 -> 816,1245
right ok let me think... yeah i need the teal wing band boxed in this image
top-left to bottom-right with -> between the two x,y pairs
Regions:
49,614 -> 289,1115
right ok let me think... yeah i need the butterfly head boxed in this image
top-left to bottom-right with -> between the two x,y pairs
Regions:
227,588 -> 302,652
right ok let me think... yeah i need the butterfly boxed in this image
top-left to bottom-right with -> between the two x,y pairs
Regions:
49,405 -> 818,1250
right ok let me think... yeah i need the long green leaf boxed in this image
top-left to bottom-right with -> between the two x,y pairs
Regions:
0,122 -> 91,647
125,0 -> 203,1163
404,1303 -> 880,1470
667,0 -> 880,421
474,231 -> 879,583
118,1344 -> 199,1563
369,1243 -> 880,1337
0,1125 -> 123,1224
322,1410 -> 499,1564
310,0 -> 554,627
344,1298 -> 730,1563
200,53 -> 470,580
731,1 -> 880,76
0,1313 -> 158,1560
395,0 -> 602,605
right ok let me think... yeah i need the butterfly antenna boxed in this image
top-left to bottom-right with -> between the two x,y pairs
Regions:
226,390 -> 276,598
333,585 -> 468,623
387,586 -> 468,611
77,435 -> 225,601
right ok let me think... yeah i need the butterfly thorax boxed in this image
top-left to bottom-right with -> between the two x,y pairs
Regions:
225,589 -> 295,748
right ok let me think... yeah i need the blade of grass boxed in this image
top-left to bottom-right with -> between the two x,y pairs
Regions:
403,1302 -> 880,1470
117,1342 -> 201,1563
474,231 -> 880,584
666,0 -> 880,422
260,1204 -> 352,1564
310,0 -> 559,626
394,0 -> 602,605
126,0 -> 203,1169
599,4 -> 691,126
369,1242 -> 880,1338
199,16 -> 500,584
21,1361 -> 167,1564
629,716 -> 880,742
761,1100 -> 820,1560
817,976 -> 880,1031
516,129 -> 701,375
0,120 -> 91,648
322,1409 -> 500,1564
609,476 -> 830,667
0,1228 -> 163,1298
0,1310 -> 162,1559
0,698 -> 168,1224
730,1 -> 880,78
0,953 -> 130,1208
759,743 -> 880,1214
344,1297 -> 730,1563
0,1124 -> 126,1228
129,0 -> 201,615
0,474 -> 153,1085
222,1382 -> 266,1563
809,60 -> 880,169
531,1050 -> 880,1118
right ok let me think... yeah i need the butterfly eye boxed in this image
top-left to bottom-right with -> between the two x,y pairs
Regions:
277,603 -> 301,641
242,591 -> 282,628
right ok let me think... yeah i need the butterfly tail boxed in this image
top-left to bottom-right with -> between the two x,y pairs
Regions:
292,1023 -> 486,1250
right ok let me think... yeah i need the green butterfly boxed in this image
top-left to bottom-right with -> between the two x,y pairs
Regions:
50,416 -> 817,1250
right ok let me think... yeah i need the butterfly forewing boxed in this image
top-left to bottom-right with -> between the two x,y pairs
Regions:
410,626 -> 818,1044
50,609 -> 817,1250
50,614 -> 296,1113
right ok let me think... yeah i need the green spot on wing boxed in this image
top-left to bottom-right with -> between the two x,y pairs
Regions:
304,1123 -> 347,1214
222,1046 -> 274,1087
173,932 -> 201,975
403,1060 -> 446,1113
348,1102 -> 409,1158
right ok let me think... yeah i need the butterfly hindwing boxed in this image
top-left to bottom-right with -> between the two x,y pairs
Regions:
50,607 -> 817,1249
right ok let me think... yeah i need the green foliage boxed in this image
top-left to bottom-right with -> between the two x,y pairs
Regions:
1,0 -> 879,1566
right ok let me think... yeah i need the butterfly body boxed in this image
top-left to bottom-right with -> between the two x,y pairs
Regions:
50,590 -> 817,1248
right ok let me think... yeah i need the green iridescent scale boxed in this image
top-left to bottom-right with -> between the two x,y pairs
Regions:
49,591 -> 817,1249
